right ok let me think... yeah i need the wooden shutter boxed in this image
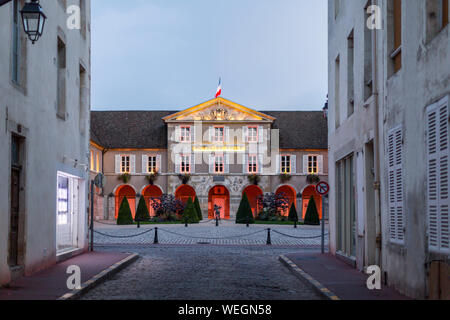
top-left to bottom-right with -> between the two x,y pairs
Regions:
142,155 -> 148,173
191,125 -> 196,144
224,154 -> 230,174
291,155 -> 297,174
276,155 -> 281,174
156,155 -> 162,172
225,126 -> 230,143
243,154 -> 248,173
388,126 -> 404,243
318,155 -> 324,174
427,97 -> 450,254
209,154 -> 215,174
115,155 -> 121,174
130,155 -> 136,174
190,154 -> 195,174
303,155 -> 309,174
175,154 -> 181,174
175,126 -> 181,142
258,126 -> 264,143
242,126 -> 248,143
258,154 -> 264,174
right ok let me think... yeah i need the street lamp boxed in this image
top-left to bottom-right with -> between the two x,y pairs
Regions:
20,0 -> 46,44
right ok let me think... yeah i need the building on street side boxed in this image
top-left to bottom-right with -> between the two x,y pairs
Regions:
0,0 -> 91,286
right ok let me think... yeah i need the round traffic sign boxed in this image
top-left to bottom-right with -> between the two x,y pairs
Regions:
316,181 -> 330,196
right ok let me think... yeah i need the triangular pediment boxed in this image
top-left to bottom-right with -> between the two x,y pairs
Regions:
163,97 -> 276,123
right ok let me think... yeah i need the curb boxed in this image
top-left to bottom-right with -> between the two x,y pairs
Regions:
279,255 -> 340,301
58,253 -> 139,300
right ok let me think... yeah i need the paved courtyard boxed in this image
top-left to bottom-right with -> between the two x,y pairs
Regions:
81,245 -> 323,300
93,220 -> 329,247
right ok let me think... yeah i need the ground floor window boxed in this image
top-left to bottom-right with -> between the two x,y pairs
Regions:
56,172 -> 82,253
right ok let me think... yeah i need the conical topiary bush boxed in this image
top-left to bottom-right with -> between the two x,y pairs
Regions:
183,197 -> 199,224
288,203 -> 298,222
117,197 -> 134,225
194,196 -> 203,221
304,196 -> 320,226
135,196 -> 150,222
236,193 -> 254,224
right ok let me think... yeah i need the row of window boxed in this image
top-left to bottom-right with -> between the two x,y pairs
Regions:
176,126 -> 261,143
109,154 -> 323,175
387,96 -> 449,255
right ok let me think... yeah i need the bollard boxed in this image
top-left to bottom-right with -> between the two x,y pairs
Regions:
154,227 -> 159,244
294,221 -> 297,229
137,220 -> 140,229
185,222 -> 188,228
216,218 -> 219,227
266,228 -> 272,246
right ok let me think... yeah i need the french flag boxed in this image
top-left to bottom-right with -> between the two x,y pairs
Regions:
215,78 -> 222,98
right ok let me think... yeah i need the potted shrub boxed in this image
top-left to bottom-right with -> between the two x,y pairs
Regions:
117,198 -> 133,225
288,203 -> 299,228
304,196 -> 320,226
236,193 -> 254,226
178,174 -> 191,185
279,173 -> 292,183
306,174 -> 320,185
118,173 -> 131,184
247,174 -> 261,186
135,195 -> 150,225
146,171 -> 159,185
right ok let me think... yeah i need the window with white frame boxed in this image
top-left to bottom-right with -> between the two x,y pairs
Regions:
281,155 -> 291,174
148,156 -> 157,173
308,155 -> 319,174
248,127 -> 258,143
215,154 -> 224,173
180,155 -> 191,173
90,150 -> 94,171
248,155 -> 258,173
180,126 -> 191,142
213,127 -> 224,143
121,155 -> 131,173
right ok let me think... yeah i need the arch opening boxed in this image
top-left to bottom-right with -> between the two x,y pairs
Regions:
115,185 -> 136,219
143,185 -> 163,217
276,185 -> 297,217
175,185 -> 196,205
242,185 -> 263,217
208,186 -> 230,220
301,185 -> 323,220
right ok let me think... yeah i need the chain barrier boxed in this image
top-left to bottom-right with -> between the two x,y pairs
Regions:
156,228 -> 268,240
271,229 -> 329,240
93,228 -> 154,239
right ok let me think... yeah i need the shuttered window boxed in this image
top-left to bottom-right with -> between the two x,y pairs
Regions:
427,97 -> 450,254
388,126 -> 404,243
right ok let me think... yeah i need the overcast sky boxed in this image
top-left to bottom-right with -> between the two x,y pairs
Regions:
91,0 -> 328,111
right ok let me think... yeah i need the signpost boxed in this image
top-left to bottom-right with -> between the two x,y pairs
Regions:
316,181 -> 330,254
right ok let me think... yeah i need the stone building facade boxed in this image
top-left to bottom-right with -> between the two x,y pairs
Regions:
328,0 -> 449,299
0,0 -> 91,286
90,97 -> 328,222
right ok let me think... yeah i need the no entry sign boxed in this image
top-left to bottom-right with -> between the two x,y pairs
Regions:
316,181 -> 330,196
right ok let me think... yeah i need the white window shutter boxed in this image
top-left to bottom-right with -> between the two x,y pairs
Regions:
276,155 -> 281,174
258,126 -> 264,144
209,154 -> 215,174
175,154 -> 181,174
291,155 -> 297,174
225,154 -> 230,174
142,155 -> 148,173
191,125 -> 196,144
388,126 -> 404,243
115,155 -> 121,174
427,98 -> 450,254
190,154 -> 195,174
258,154 -> 264,174
156,155 -> 162,173
175,126 -> 181,142
318,155 -> 324,174
243,154 -> 248,174
242,126 -> 248,143
130,155 -> 136,174
225,126 -> 230,143
303,155 -> 309,174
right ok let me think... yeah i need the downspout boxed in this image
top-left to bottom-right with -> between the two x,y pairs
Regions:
372,1 -> 382,268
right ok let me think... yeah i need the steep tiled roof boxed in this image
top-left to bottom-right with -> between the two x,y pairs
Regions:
90,110 -> 328,150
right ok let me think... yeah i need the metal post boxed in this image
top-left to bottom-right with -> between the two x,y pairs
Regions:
216,217 -> 219,227
137,220 -> 140,229
154,227 -> 159,244
321,196 -> 325,254
267,228 -> 272,246
90,180 -> 94,252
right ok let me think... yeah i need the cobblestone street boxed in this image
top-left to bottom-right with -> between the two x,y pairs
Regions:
81,245 -> 323,300
93,220 -> 329,247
